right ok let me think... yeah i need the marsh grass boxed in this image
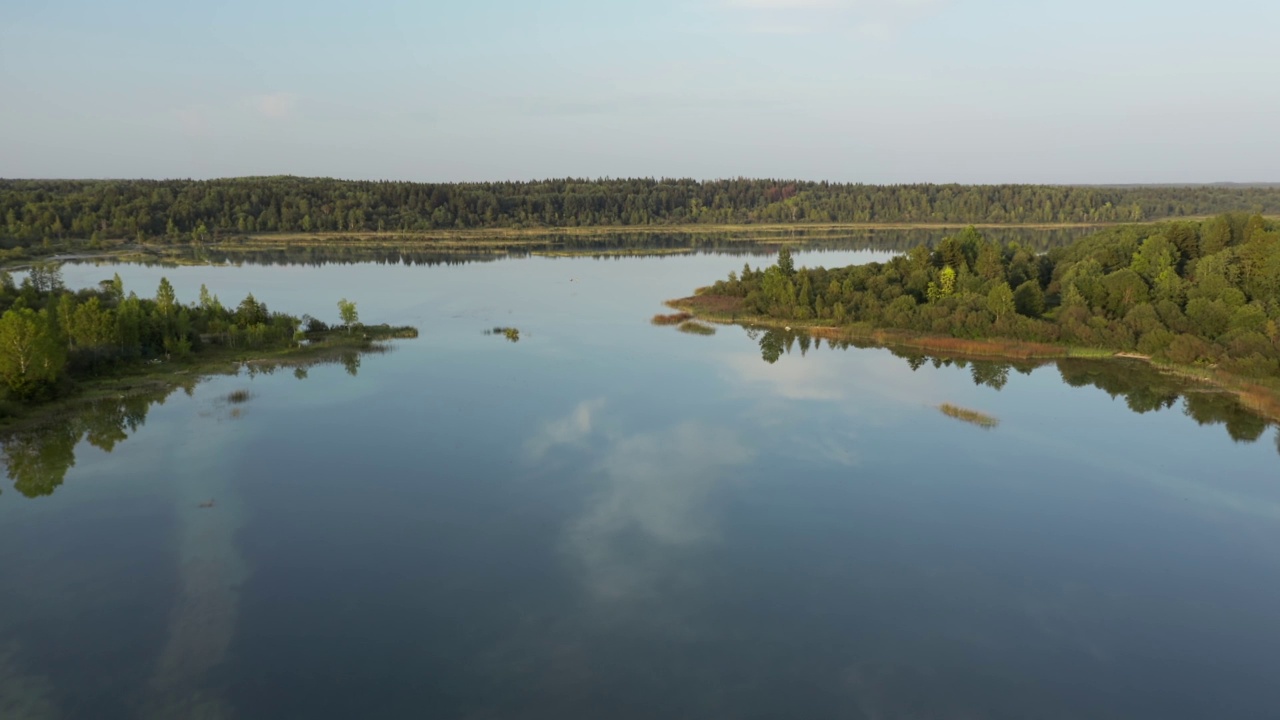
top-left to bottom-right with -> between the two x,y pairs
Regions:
225,389 -> 252,404
651,312 -> 693,326
677,321 -> 717,336
485,327 -> 521,342
938,403 -> 999,429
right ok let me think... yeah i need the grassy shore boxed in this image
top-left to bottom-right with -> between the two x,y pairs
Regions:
666,293 -> 1280,425
12,217 -> 1266,269
0,326 -> 416,433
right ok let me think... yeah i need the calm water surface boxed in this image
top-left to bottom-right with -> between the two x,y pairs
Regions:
2,248 -> 1279,719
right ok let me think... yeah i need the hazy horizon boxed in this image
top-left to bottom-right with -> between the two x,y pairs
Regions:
4,176 -> 1280,187
4,0 -> 1278,183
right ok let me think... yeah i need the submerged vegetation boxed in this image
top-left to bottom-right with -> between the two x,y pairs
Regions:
224,389 -> 252,404
677,214 -> 1280,413
485,327 -> 521,342
677,321 -> 717,336
938,404 -> 1000,429
651,312 -> 693,326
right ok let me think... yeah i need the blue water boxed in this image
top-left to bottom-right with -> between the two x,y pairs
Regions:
1,248 -> 1277,719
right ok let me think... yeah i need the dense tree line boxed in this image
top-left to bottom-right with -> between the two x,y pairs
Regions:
0,266 -> 307,404
3,177 -> 1280,247
703,214 -> 1280,378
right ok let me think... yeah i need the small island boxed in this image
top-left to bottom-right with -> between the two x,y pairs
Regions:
668,214 -> 1280,421
0,265 -> 416,428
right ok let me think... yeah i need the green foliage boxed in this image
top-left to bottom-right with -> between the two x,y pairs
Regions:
0,308 -> 66,398
338,298 -> 359,330
986,282 -> 1015,322
486,327 -> 520,342
927,266 -> 957,303
1200,215 -> 1232,256
0,267 -> 361,405
2,178 -> 1279,247
700,215 -> 1280,377
27,262 -> 63,293
1013,280 -> 1045,318
776,247 -> 795,277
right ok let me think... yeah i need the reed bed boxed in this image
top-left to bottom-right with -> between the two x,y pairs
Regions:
677,321 -> 717,336
651,312 -> 693,326
225,389 -> 253,404
938,403 -> 999,429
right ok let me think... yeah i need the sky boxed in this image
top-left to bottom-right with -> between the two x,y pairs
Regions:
1,0 -> 1277,183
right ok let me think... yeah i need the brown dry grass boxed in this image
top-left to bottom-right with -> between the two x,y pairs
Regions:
651,312 -> 693,326
667,295 -> 746,316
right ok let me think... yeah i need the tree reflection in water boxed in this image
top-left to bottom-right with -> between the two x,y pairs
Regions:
1,347 -> 379,499
751,327 -> 1276,447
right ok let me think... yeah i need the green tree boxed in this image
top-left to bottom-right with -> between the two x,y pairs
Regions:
975,242 -> 1004,281
927,266 -> 957,303
1130,234 -> 1178,284
1013,280 -> 1045,318
156,277 -> 177,312
1200,215 -> 1232,256
0,308 -> 67,398
338,298 -> 359,331
28,262 -> 63,293
986,281 -> 1015,321
101,273 -> 125,302
69,297 -> 116,350
236,293 -> 269,327
1100,269 -> 1149,317
776,247 -> 795,277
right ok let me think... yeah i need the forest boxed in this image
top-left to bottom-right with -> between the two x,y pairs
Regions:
693,213 -> 1280,380
3,177 -> 1280,249
0,265 -> 399,414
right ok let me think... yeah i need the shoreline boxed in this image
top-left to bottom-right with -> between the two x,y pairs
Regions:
666,294 -> 1280,425
1,217 -> 1254,270
0,328 -> 416,435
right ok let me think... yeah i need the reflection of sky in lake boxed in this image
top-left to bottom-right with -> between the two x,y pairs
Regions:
1,249 -> 1279,719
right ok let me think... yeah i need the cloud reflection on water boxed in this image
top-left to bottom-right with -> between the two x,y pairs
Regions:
722,341 -> 942,408
529,402 -> 753,603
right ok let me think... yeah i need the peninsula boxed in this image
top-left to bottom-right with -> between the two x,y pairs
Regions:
670,214 -> 1280,419
0,266 -> 416,427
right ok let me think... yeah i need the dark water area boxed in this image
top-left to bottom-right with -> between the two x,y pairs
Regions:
2,237 -> 1279,719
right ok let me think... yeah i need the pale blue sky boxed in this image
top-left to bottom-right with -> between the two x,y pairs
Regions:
2,0 -> 1277,182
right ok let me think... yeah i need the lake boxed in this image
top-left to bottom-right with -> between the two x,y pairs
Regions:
2,239 -> 1279,719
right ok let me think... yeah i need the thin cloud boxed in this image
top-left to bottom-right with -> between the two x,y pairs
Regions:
255,92 -> 298,120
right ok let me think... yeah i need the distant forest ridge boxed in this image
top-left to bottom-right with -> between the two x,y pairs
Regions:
3,177 -> 1280,245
